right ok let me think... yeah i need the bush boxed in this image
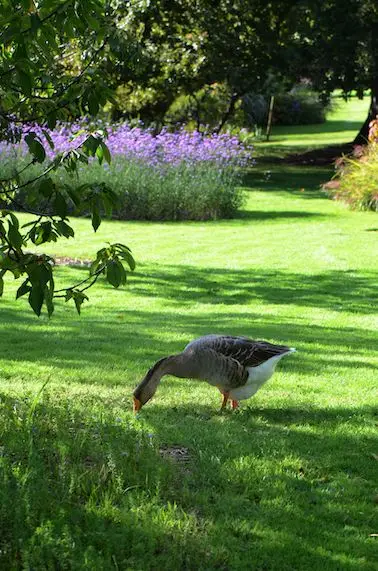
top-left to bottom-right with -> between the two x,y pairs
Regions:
273,86 -> 330,125
242,85 -> 331,128
0,123 -> 251,221
324,119 -> 378,211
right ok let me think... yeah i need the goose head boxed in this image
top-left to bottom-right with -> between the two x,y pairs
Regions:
133,356 -> 181,413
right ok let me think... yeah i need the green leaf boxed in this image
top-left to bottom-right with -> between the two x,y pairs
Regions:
114,244 -> 136,271
42,129 -> 54,150
25,133 -> 46,163
0,274 -> 3,297
30,13 -> 41,34
8,222 -> 23,250
7,212 -> 20,230
47,111 -> 57,130
65,290 -> 73,302
91,207 -> 101,232
38,177 -> 55,198
54,220 -> 74,239
90,258 -> 105,276
44,285 -> 54,317
28,285 -> 44,316
32,140 -> 46,163
88,93 -> 99,115
106,259 -> 126,288
16,279 -> 31,299
101,194 -> 113,218
117,249 -> 136,271
82,135 -> 100,157
27,262 -> 52,289
72,291 -> 88,315
66,187 -> 81,207
16,67 -> 32,95
95,143 -> 104,165
101,141 -> 111,164
31,222 -> 55,245
53,192 -> 68,218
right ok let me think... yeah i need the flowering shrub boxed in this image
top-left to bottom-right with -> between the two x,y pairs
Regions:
323,117 -> 378,212
0,123 -> 251,220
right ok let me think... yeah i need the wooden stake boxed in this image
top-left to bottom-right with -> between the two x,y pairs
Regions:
266,95 -> 275,141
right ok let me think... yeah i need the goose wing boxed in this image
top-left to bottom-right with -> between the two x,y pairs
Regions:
186,335 -> 292,368
188,346 -> 249,391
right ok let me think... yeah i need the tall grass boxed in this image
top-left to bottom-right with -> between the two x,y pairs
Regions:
325,144 -> 378,211
324,118 -> 378,211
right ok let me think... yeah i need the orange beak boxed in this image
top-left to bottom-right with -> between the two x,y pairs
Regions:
133,397 -> 142,414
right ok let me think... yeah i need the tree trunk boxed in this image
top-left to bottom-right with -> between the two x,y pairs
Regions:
214,93 -> 239,134
354,25 -> 378,145
353,86 -> 378,144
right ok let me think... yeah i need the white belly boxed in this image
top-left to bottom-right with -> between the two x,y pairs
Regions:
229,352 -> 292,401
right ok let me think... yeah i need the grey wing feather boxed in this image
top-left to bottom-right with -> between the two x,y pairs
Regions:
186,335 -> 292,368
194,347 -> 249,391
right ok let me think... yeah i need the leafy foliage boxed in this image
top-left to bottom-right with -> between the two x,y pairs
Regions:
298,0 -> 378,141
0,1 -> 136,315
272,86 -> 331,126
109,1 -> 312,130
324,147 -> 378,212
323,116 -> 378,211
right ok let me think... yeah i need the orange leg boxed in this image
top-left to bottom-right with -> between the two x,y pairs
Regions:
220,391 -> 230,409
231,400 -> 239,409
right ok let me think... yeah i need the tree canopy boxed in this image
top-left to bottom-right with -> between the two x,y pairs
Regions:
301,0 -> 378,142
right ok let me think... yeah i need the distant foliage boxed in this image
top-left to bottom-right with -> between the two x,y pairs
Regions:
324,117 -> 378,212
236,85 -> 331,132
0,123 -> 251,221
272,86 -> 330,126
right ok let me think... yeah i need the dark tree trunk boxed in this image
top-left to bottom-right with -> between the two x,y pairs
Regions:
354,24 -> 378,144
214,93 -> 239,134
353,85 -> 378,144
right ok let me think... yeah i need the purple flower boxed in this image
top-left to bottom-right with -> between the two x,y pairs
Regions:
1,121 -> 253,170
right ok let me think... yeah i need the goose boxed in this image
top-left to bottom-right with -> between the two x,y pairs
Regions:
133,334 -> 296,412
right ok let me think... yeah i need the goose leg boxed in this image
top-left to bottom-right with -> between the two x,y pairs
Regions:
220,391 -> 230,409
231,400 -> 239,409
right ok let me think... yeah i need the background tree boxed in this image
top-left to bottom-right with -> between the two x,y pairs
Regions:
293,0 -> 378,143
110,0 -> 377,140
109,0 -> 308,131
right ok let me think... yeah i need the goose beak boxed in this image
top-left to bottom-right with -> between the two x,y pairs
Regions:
133,397 -> 142,414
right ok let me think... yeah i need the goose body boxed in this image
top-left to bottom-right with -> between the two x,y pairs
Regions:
133,335 -> 296,412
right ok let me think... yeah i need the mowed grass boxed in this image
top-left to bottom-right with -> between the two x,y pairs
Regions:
257,92 -> 370,153
1,99 -> 378,570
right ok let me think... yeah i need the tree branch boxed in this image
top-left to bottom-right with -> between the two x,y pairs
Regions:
54,266 -> 104,297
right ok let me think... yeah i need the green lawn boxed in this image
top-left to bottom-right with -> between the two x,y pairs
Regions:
1,98 -> 377,570
260,92 -> 370,149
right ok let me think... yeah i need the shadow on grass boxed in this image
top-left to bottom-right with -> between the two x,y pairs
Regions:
242,166 -> 331,195
235,209 -> 327,221
127,265 -> 376,315
0,391 -> 215,569
263,119 -> 362,138
304,119 -> 363,134
0,387 -> 376,570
